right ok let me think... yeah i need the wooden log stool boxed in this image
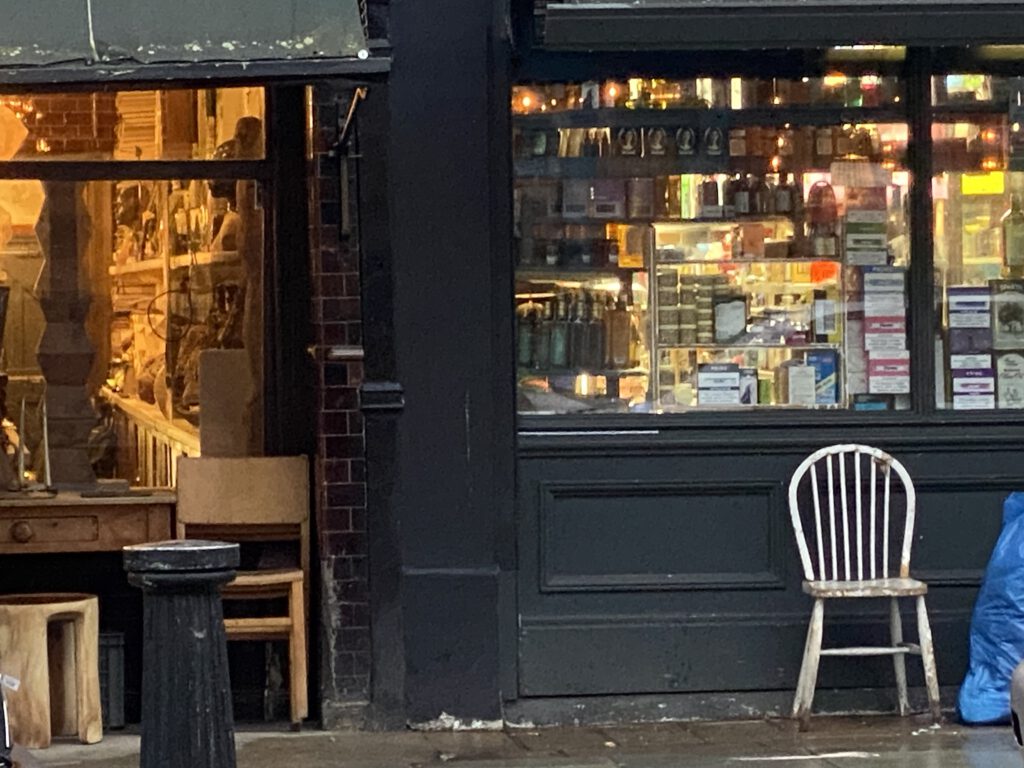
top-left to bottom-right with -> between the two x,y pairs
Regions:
0,593 -> 102,748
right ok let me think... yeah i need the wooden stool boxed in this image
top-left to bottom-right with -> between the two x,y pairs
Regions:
0,593 -> 102,748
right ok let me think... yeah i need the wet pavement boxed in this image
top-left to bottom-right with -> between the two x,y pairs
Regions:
19,715 -> 1024,767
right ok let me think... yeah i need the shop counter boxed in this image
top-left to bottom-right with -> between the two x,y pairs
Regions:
0,492 -> 174,554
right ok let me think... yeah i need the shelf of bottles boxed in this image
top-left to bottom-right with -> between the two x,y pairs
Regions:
514,76 -> 912,414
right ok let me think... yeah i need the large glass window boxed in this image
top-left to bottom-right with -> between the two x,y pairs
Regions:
932,75 -> 1024,410
513,76 -> 911,414
0,88 -> 267,488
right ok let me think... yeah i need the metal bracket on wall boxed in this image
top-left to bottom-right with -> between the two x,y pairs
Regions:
360,381 -> 405,413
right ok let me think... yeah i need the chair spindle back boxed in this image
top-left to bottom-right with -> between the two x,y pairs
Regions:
788,444 -> 916,583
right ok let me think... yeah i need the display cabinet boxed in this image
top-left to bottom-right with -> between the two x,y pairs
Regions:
513,77 -> 912,414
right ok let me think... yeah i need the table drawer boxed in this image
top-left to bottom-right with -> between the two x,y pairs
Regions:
0,504 -> 172,553
0,515 -> 99,546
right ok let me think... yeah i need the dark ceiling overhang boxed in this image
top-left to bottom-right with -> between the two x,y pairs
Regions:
543,1 -> 1024,50
0,0 -> 385,84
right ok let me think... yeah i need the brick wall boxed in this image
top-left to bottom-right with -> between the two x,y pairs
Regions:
9,93 -> 119,158
309,85 -> 371,721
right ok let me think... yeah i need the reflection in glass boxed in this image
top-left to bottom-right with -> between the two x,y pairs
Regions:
0,88 -> 265,161
933,103 -> 1024,409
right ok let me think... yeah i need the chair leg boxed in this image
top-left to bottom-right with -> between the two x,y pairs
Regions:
916,595 -> 942,723
288,580 -> 308,726
889,598 -> 909,717
792,598 -> 825,731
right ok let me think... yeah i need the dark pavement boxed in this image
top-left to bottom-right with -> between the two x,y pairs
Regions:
20,715 -> 1024,767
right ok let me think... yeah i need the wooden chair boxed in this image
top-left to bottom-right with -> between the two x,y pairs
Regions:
175,456 -> 309,726
787,444 -> 940,729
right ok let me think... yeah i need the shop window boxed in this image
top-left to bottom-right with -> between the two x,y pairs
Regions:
0,88 -> 264,161
932,75 -> 1024,410
0,88 -> 267,488
513,76 -> 911,414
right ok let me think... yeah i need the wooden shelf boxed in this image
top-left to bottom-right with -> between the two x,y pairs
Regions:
101,388 -> 200,452
108,250 -> 240,277
659,343 -> 840,351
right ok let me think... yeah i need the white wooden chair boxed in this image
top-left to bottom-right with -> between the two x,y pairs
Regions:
788,444 -> 941,729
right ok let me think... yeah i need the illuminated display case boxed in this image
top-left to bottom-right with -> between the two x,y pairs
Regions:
513,76 -> 911,414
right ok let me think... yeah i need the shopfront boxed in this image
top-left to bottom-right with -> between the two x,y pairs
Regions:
365,0 -> 1024,726
509,1 -> 1024,720
0,0 -> 387,727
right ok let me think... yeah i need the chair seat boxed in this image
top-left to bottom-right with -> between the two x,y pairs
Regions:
229,568 -> 304,587
803,577 -> 928,598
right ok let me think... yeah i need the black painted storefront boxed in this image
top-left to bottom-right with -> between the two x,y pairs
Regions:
363,0 -> 1024,726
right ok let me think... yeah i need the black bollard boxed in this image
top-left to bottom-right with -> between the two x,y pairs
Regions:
123,540 -> 240,768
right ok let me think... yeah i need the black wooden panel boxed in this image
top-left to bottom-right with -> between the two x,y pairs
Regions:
539,481 -> 784,592
912,479 -> 1008,587
519,609 -> 971,696
517,440 -> 1012,700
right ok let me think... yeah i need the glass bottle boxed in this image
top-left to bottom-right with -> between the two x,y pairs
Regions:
606,290 -> 632,369
588,294 -> 606,370
774,174 -> 795,216
807,180 -> 839,257
550,291 -> 571,369
516,301 -> 537,368
570,292 -> 590,369
1003,194 -> 1024,277
733,174 -> 751,217
533,299 -> 553,371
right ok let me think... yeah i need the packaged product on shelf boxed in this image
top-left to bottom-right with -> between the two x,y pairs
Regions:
853,394 -> 893,411
562,180 -> 590,219
948,285 -> 993,353
868,349 -> 911,395
991,279 -> 1024,350
699,177 -> 722,219
713,291 -> 748,343
844,186 -> 889,266
644,128 -> 670,158
589,180 -> 627,219
739,223 -> 766,259
697,363 -> 741,406
997,352 -> 1024,409
951,360 -> 996,410
807,350 -> 839,405
675,127 -> 697,157
863,266 -> 907,353
844,316 -> 869,395
613,127 -> 642,158
778,360 -> 817,406
627,178 -> 655,219
739,367 -> 758,405
811,287 -> 841,344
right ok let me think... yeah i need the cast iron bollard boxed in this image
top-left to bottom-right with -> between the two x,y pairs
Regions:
123,540 -> 239,768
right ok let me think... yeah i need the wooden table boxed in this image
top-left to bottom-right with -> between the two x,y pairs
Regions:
0,492 -> 174,554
